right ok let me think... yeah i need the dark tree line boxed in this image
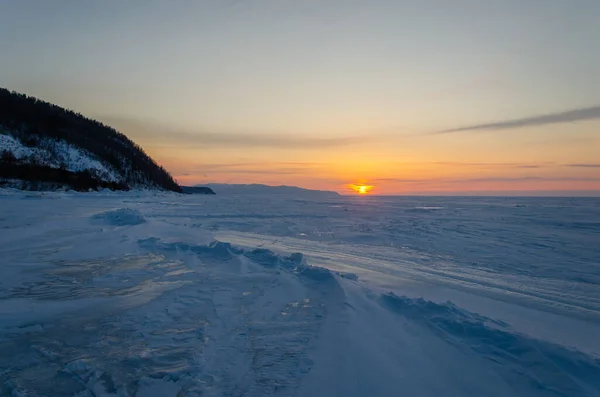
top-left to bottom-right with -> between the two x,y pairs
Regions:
0,88 -> 181,192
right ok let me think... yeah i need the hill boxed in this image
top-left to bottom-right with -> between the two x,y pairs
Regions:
0,88 -> 180,192
181,186 -> 216,195
203,183 -> 340,197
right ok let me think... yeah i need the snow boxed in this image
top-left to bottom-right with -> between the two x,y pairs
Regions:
0,190 -> 599,396
0,134 -> 35,159
0,133 -> 120,182
91,208 -> 147,226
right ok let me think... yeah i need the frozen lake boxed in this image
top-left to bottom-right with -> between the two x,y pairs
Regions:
1,190 -> 599,396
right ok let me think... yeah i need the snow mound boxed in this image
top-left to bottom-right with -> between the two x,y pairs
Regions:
138,237 -> 337,284
92,208 -> 146,226
380,293 -> 600,395
138,238 -> 242,260
242,248 -> 334,281
243,248 -> 284,267
243,249 -> 307,269
295,261 -> 335,282
337,272 -> 359,281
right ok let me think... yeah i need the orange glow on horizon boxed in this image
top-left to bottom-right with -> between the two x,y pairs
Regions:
349,184 -> 375,195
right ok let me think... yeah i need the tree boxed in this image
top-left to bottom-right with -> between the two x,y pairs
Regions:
1,150 -> 17,164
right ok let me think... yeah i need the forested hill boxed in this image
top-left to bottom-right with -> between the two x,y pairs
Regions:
0,88 -> 181,192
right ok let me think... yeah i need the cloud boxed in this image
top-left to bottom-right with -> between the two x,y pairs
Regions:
100,116 -> 375,149
373,176 -> 600,184
565,163 -> 600,168
373,178 -> 432,183
438,105 -> 600,133
165,161 -> 334,183
515,165 -> 542,169
433,161 -> 550,169
196,162 -> 325,171
168,161 -> 326,176
457,176 -> 547,183
468,176 -> 600,182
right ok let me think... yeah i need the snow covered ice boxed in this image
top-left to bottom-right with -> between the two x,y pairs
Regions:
1,190 -> 599,396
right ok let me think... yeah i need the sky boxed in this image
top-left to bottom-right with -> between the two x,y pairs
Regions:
1,0 -> 599,195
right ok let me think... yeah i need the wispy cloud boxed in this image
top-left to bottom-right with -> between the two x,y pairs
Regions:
457,176 -> 570,183
438,105 -> 600,134
565,163 -> 600,168
101,116 -> 376,149
372,178 -> 432,184
196,162 -> 325,171
168,161 -> 328,178
373,176 -> 600,184
433,161 -> 551,169
515,165 -> 542,169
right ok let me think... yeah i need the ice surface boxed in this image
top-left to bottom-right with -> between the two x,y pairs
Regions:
0,190 -> 599,396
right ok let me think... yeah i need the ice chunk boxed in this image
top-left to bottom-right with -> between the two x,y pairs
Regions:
91,208 -> 146,226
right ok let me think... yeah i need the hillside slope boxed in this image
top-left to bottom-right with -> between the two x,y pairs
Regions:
0,88 -> 180,192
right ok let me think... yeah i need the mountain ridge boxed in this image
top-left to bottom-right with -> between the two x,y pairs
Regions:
201,183 -> 340,197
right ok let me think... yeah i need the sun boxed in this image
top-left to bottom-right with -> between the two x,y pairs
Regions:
350,184 -> 374,195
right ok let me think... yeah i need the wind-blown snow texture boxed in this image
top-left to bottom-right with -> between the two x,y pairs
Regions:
0,190 -> 599,396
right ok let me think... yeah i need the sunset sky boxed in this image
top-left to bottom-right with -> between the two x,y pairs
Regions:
1,1 -> 599,195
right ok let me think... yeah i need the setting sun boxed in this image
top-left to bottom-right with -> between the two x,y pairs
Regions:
350,184 -> 374,195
